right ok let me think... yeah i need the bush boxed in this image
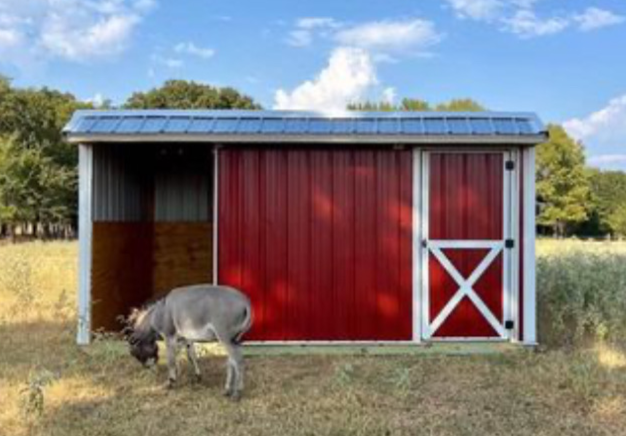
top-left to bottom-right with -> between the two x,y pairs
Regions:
537,240 -> 626,347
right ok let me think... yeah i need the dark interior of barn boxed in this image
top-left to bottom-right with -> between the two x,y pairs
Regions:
90,143 -> 214,331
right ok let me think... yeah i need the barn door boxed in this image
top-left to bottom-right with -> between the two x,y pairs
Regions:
421,151 -> 516,340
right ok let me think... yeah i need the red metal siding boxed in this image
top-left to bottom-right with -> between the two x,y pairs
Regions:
429,153 -> 504,338
219,148 -> 412,341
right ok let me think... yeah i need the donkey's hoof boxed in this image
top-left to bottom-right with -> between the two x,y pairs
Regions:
230,391 -> 242,402
192,374 -> 202,384
166,378 -> 177,389
223,389 -> 233,398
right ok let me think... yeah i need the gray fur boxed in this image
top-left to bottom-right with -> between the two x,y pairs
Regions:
127,284 -> 252,400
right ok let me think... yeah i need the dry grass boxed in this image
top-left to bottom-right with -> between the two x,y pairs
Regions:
1,241 -> 626,436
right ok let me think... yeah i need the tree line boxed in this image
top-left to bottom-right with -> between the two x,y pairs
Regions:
0,78 -> 623,239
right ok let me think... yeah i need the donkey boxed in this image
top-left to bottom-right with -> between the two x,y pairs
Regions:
126,284 -> 252,400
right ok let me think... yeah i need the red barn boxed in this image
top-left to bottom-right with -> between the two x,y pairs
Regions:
64,110 -> 546,346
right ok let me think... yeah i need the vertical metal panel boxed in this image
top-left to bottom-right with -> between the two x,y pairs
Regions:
77,144 -> 93,345
427,152 -> 505,338
219,148 -> 412,341
154,170 -> 209,221
92,145 -> 146,222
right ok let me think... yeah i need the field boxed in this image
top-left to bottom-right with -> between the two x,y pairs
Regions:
1,241 -> 626,435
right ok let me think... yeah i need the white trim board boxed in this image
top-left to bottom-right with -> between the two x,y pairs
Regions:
77,144 -> 93,345
522,147 -> 537,345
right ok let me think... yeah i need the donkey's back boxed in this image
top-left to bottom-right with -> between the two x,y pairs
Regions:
165,284 -> 252,344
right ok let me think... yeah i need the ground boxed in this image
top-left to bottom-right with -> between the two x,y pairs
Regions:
1,241 -> 625,436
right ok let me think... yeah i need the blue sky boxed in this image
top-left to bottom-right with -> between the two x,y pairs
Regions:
0,0 -> 625,168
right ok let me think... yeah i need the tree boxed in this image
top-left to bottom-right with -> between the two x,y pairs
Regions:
347,97 -> 485,112
124,80 -> 262,110
584,169 -> 626,237
0,78 -> 89,236
536,125 -> 591,237
608,204 -> 626,238
435,98 -> 485,112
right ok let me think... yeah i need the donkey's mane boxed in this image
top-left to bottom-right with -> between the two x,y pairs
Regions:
127,296 -> 166,342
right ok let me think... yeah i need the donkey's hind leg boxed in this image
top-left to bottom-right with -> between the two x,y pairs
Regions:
186,341 -> 202,381
221,340 -> 244,401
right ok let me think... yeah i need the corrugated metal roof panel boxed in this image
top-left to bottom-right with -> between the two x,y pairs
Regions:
116,116 -> 144,133
332,119 -> 353,134
187,117 -> 214,133
261,118 -> 285,133
284,118 -> 308,133
401,119 -> 423,134
469,118 -> 494,135
90,116 -> 120,133
377,119 -> 398,134
447,118 -> 471,135
63,109 -> 547,143
309,119 -> 332,134
493,118 -> 517,135
238,118 -> 262,134
424,118 -> 446,135
354,118 -> 376,134
164,117 -> 192,133
141,117 -> 167,133
213,118 -> 239,133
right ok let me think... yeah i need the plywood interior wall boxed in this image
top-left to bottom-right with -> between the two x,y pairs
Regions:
152,223 -> 213,298
91,223 -> 153,331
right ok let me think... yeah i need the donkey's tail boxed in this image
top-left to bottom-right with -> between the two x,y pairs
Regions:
233,305 -> 253,344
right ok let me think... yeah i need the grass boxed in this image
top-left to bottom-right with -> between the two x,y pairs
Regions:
1,240 -> 626,435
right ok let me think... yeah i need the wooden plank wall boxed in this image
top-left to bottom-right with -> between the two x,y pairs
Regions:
91,223 -> 153,331
152,223 -> 213,298
91,222 -> 213,331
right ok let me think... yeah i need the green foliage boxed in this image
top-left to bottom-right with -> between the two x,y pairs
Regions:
584,169 -> 626,237
536,125 -> 591,236
124,79 -> 262,110
434,98 -> 485,112
607,204 -> 626,237
348,97 -> 485,112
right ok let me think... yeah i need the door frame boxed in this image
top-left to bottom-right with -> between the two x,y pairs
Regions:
414,148 -> 521,342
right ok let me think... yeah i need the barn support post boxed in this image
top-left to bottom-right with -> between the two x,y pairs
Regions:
522,147 -> 537,345
212,145 -> 220,285
77,144 -> 93,345
412,148 -> 422,343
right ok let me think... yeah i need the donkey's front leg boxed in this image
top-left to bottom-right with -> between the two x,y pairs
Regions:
186,341 -> 202,382
165,336 -> 179,388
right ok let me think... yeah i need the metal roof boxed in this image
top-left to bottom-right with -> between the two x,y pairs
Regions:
63,110 -> 547,145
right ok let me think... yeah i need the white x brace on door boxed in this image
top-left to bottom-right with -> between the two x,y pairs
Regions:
420,150 -> 519,341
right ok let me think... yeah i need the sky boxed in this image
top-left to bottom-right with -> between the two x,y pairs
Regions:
0,0 -> 625,169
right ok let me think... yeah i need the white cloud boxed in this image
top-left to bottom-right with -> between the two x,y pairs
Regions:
274,47 -> 378,112
588,155 -> 626,167
382,87 -> 396,105
446,0 -> 505,21
502,9 -> 569,38
41,13 -> 140,60
286,17 -> 341,47
0,0 -> 153,66
174,42 -> 215,59
152,54 -> 184,69
334,19 -> 443,54
0,27 -> 21,48
445,0 -> 624,38
297,17 -> 340,30
564,95 -> 626,142
574,7 -> 625,32
564,95 -> 626,169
